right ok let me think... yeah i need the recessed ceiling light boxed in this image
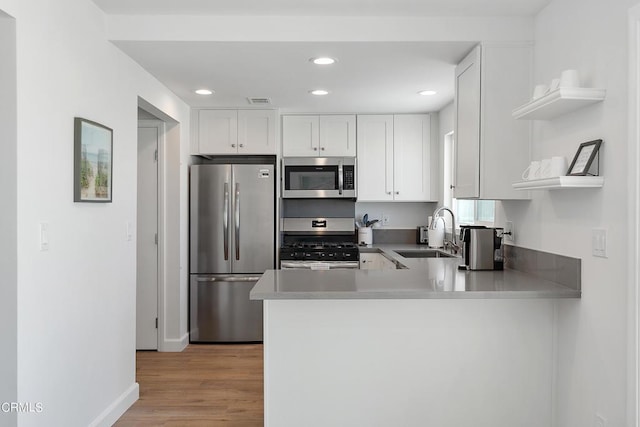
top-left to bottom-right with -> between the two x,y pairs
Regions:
310,89 -> 330,96
418,90 -> 437,96
195,89 -> 214,95
310,57 -> 337,65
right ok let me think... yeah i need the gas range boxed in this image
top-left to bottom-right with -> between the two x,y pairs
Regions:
279,241 -> 359,262
279,217 -> 359,270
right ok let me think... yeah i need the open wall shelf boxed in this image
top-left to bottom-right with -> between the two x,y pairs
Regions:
512,87 -> 606,120
512,176 -> 604,190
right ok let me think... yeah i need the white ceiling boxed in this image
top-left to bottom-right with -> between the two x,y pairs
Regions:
94,0 -> 550,113
93,0 -> 550,17
115,41 -> 476,113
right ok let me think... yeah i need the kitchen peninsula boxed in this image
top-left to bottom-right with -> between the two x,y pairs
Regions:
251,246 -> 580,427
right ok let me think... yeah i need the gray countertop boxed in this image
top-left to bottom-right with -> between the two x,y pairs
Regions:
250,244 -> 581,300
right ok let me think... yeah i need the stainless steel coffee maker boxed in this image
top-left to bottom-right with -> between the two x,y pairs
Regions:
459,226 -> 504,271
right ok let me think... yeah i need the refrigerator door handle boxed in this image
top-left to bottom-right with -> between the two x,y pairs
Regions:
223,182 -> 229,260
235,183 -> 240,261
338,160 -> 344,195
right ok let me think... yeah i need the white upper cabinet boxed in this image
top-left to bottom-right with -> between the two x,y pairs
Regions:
393,114 -> 431,201
357,115 -> 394,201
281,115 -> 319,157
237,110 -> 277,154
197,110 -> 238,155
454,43 -> 532,200
357,114 -> 433,202
195,109 -> 276,155
319,115 -> 356,157
282,115 -> 356,157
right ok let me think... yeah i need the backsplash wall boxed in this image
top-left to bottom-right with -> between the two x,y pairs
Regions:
355,202 -> 437,229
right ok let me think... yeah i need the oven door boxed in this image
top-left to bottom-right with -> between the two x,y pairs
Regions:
282,157 -> 356,198
280,261 -> 360,270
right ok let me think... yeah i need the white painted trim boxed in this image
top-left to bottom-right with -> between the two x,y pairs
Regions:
138,119 -> 163,352
628,5 -> 640,427
160,332 -> 189,352
88,383 -> 139,427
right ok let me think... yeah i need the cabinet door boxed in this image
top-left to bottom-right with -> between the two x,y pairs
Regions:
282,115 -> 319,157
480,44 -> 532,200
393,114 -> 432,201
319,115 -> 356,157
454,46 -> 481,199
237,110 -> 277,154
356,115 -> 394,202
198,110 -> 239,155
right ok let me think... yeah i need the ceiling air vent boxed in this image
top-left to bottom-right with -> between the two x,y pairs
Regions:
247,97 -> 272,105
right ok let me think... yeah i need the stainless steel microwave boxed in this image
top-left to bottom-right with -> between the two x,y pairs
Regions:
282,157 -> 356,199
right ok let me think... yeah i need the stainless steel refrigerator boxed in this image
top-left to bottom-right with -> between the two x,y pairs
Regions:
189,161 -> 275,342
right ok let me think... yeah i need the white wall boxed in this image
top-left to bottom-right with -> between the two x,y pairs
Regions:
438,101 -> 454,205
501,0 -> 637,425
0,10 -> 17,427
0,0 -> 190,425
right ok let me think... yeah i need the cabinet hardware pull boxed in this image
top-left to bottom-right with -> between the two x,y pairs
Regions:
231,144 -> 236,148
239,144 -> 244,148
313,147 -> 318,151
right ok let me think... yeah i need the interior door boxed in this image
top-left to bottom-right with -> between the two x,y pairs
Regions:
454,45 -> 481,199
137,122 -> 159,350
231,164 -> 275,273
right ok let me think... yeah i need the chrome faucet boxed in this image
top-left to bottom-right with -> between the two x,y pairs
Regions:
431,206 -> 460,253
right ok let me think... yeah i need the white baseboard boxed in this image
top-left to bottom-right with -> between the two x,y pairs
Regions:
88,382 -> 139,427
159,332 -> 189,352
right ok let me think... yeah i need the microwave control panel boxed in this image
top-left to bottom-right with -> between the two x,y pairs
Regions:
344,166 -> 355,190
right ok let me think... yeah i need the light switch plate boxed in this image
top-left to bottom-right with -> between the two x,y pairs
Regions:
592,229 -> 607,258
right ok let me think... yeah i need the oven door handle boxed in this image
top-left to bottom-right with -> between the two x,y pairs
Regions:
280,261 -> 360,270
338,160 -> 344,196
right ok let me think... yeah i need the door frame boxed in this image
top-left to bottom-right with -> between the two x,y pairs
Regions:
137,119 -> 164,350
628,4 -> 640,426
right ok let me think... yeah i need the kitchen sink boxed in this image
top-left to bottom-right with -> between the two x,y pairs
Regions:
394,250 -> 455,258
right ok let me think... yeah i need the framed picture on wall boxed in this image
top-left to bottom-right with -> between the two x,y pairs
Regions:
74,117 -> 113,202
567,139 -> 602,176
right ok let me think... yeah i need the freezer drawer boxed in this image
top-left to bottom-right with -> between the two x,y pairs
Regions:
190,274 -> 263,343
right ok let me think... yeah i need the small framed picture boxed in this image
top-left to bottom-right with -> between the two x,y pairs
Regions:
74,117 -> 113,202
567,139 -> 602,176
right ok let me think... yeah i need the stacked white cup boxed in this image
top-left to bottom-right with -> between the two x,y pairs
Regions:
522,156 -> 567,181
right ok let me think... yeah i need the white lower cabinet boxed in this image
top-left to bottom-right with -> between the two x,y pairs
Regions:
194,109 -> 277,155
357,114 -> 433,202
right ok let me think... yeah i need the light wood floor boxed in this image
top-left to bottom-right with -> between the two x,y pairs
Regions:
115,344 -> 264,427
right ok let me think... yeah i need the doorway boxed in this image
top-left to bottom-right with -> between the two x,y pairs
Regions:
136,115 -> 164,350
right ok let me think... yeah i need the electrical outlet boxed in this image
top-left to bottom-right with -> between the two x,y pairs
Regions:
504,221 -> 514,242
381,213 -> 390,226
594,413 -> 606,427
39,222 -> 49,251
592,229 -> 607,258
